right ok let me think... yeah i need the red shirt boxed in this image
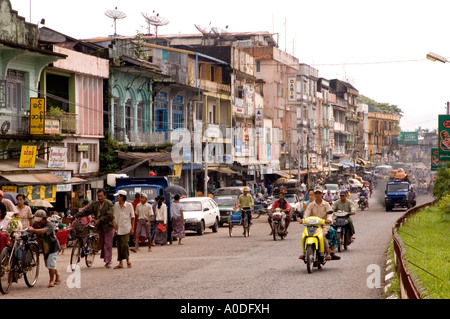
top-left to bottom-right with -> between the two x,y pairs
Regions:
272,199 -> 291,210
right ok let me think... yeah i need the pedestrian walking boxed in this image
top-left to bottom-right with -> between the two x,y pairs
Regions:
75,189 -> 115,269
130,193 -> 141,247
154,196 -> 167,246
170,194 -> 185,245
131,193 -> 153,252
112,190 -> 135,269
27,210 -> 61,288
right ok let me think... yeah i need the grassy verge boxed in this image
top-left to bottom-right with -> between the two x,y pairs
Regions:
383,240 -> 400,298
398,205 -> 450,299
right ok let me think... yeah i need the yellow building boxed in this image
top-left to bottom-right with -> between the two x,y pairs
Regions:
368,112 -> 401,162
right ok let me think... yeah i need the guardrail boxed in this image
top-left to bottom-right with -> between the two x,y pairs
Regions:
391,200 -> 435,299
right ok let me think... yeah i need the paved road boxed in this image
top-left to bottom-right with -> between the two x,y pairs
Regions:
1,190 -> 433,300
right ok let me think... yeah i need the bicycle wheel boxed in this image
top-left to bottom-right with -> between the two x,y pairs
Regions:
242,216 -> 248,237
70,238 -> 82,271
228,224 -> 233,237
0,247 -> 12,294
85,236 -> 97,268
24,243 -> 39,287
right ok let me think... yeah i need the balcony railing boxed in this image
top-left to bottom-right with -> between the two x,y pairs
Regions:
0,112 -> 78,136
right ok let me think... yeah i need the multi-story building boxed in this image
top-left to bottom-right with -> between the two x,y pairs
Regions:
368,112 -> 401,163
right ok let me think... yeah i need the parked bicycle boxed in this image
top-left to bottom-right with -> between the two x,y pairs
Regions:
69,219 -> 100,271
0,228 -> 40,294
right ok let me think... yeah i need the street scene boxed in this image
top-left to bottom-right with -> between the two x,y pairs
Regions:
0,0 -> 448,304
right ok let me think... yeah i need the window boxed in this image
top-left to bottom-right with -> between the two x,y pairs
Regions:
155,92 -> 168,132
5,69 -> 25,112
256,61 -> 261,73
172,95 -> 184,130
88,144 -> 98,162
210,66 -> 215,82
67,143 -> 80,163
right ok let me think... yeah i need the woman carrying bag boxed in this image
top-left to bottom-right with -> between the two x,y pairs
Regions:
154,196 -> 167,245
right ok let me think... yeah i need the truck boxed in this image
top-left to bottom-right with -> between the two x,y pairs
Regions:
384,180 -> 411,212
110,175 -> 173,242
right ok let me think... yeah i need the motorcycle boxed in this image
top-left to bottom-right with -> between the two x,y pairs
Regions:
254,197 -> 271,218
301,216 -> 326,273
271,208 -> 287,241
408,198 -> 416,209
332,211 -> 351,252
358,196 -> 368,211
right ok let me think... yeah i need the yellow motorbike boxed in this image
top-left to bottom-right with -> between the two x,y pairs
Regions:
301,216 -> 326,273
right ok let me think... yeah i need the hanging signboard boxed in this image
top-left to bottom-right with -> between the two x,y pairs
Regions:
438,115 -> 450,162
29,98 -> 45,135
48,147 -> 67,168
288,77 -> 296,103
19,145 -> 37,168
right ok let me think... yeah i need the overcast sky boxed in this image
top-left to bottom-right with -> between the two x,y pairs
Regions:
10,0 -> 450,131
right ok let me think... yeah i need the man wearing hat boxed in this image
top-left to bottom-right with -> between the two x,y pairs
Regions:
131,193 -> 153,252
238,187 -> 254,232
112,190 -> 135,269
332,191 -> 356,243
28,210 -> 61,287
301,185 -> 340,261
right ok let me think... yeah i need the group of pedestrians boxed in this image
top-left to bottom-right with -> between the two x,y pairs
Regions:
75,189 -> 185,270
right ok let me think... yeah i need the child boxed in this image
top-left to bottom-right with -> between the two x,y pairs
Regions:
56,223 -> 71,255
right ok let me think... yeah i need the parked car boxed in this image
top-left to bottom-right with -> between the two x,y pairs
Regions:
348,179 -> 363,193
213,194 -> 239,226
180,197 -> 220,235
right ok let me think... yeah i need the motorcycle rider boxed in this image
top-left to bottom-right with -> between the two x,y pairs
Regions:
238,187 -> 254,233
323,189 -> 334,205
358,187 -> 369,209
331,191 -> 356,244
408,186 -> 417,207
300,185 -> 340,261
268,192 -> 291,236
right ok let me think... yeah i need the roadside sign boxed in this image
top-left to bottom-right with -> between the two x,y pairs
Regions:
438,115 -> 450,162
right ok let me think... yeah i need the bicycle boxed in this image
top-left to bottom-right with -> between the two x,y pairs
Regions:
0,228 -> 40,294
69,220 -> 100,271
228,207 -> 251,237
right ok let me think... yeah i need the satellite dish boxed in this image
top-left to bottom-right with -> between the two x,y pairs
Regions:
194,24 -> 211,37
105,7 -> 127,37
142,12 -> 169,37
211,26 -> 235,40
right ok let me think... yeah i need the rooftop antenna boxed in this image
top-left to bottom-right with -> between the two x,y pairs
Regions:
141,11 -> 169,38
194,22 -> 212,38
211,25 -> 235,40
105,7 -> 127,37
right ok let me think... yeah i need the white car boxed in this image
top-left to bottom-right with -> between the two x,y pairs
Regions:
348,179 -> 363,192
180,197 -> 220,235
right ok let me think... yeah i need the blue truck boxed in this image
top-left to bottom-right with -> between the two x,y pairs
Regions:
384,180 -> 411,212
113,176 -> 172,242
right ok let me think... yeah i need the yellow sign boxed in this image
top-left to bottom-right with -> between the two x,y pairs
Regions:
30,98 -> 45,135
1,186 -> 17,193
19,145 -> 37,168
173,163 -> 182,178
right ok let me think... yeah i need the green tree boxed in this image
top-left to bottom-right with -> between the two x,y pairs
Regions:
99,131 -> 124,175
432,162 -> 450,202
357,95 -> 403,117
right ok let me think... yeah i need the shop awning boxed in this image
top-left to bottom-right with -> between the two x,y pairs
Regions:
71,177 -> 87,185
208,166 -> 238,174
1,173 -> 66,185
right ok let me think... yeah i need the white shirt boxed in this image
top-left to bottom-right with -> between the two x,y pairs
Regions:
154,203 -> 167,224
113,201 -> 135,235
136,202 -> 154,220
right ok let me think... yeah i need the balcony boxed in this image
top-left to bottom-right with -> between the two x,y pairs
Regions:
0,112 -> 77,137
188,77 -> 231,95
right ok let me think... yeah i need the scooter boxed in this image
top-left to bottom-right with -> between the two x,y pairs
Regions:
301,216 -> 326,273
332,211 -> 351,252
271,208 -> 287,241
358,196 -> 368,211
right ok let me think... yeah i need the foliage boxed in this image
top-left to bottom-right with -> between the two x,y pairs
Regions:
432,162 -> 450,202
399,205 -> 450,299
99,131 -> 124,175
47,106 -> 64,118
357,95 -> 403,117
134,31 -> 149,60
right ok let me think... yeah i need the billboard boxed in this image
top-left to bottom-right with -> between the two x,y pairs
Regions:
438,115 -> 450,162
398,131 -> 418,145
29,98 -> 45,135
431,148 -> 441,171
